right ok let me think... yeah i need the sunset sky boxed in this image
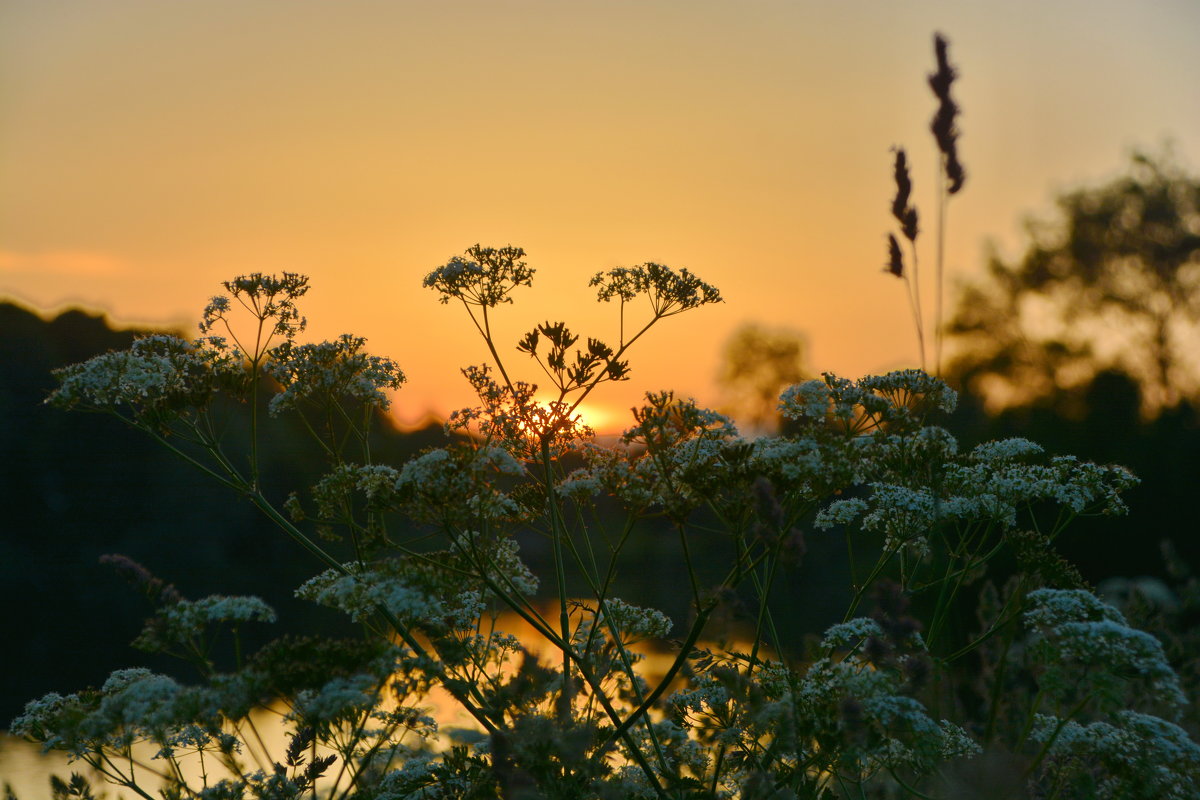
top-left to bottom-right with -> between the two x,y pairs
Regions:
3,1 -> 1198,431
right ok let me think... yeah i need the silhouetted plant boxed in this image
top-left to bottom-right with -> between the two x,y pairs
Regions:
12,32 -> 1200,800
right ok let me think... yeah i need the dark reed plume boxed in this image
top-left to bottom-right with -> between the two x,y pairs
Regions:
883,32 -> 966,376
930,32 -> 965,375
886,233 -> 905,279
929,32 -> 965,195
891,147 -> 920,242
886,148 -> 926,370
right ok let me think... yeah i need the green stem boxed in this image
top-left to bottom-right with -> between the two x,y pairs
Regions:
541,438 -> 574,720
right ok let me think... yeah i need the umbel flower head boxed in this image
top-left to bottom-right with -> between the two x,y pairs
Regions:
47,334 -> 243,423
267,334 -> 405,415
591,262 -> 722,317
423,244 -> 533,307
201,272 -> 310,341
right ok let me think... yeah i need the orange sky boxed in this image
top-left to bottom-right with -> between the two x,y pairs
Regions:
3,1 -> 1199,432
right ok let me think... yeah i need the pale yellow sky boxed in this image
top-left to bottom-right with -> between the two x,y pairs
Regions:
3,1 -> 1199,430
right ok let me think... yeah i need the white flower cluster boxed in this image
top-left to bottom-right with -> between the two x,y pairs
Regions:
395,445 -> 525,524
778,380 -> 831,420
133,595 -> 276,653
856,370 -> 957,413
201,272 -> 309,341
968,437 -> 1043,462
374,754 -> 441,800
267,334 -> 405,414
296,561 -> 479,630
155,722 -> 239,760
559,394 -> 747,516
798,657 -> 980,776
749,436 -> 825,493
599,598 -> 673,642
1025,588 -> 1187,711
819,617 -> 885,650
944,455 -> 1136,525
1032,710 -> 1200,799
9,692 -> 76,754
815,497 -> 869,529
779,370 -> 957,429
574,445 -> 656,510
590,262 -> 722,315
423,245 -> 534,308
48,334 -> 241,417
621,391 -> 738,448
91,671 -> 192,739
288,674 -> 379,725
459,533 -> 540,597
619,719 -> 711,784
667,671 -> 732,717
305,463 -> 403,527
11,668 -> 222,759
827,483 -> 942,555
811,436 -> 1136,552
161,595 -> 276,627
556,469 -> 603,502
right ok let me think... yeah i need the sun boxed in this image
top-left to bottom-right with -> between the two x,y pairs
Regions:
531,391 -> 623,437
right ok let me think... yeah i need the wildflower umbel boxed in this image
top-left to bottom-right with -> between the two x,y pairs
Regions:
423,244 -> 534,308
590,262 -> 722,316
201,272 -> 310,345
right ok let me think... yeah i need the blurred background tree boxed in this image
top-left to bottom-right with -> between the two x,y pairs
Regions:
943,149 -> 1200,585
717,322 -> 809,433
947,150 -> 1200,418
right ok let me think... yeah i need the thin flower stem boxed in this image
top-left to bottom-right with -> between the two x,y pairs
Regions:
747,541 -> 785,667
677,521 -> 704,612
935,179 -> 947,377
907,241 -> 927,372
842,541 -> 904,623
887,768 -> 937,800
594,602 -> 715,755
550,509 -> 674,775
244,492 -> 501,733
460,550 -> 672,797
1023,692 -> 1095,779
540,438 -> 575,721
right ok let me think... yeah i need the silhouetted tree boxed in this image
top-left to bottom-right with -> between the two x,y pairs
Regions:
947,151 -> 1200,417
717,322 -> 808,432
